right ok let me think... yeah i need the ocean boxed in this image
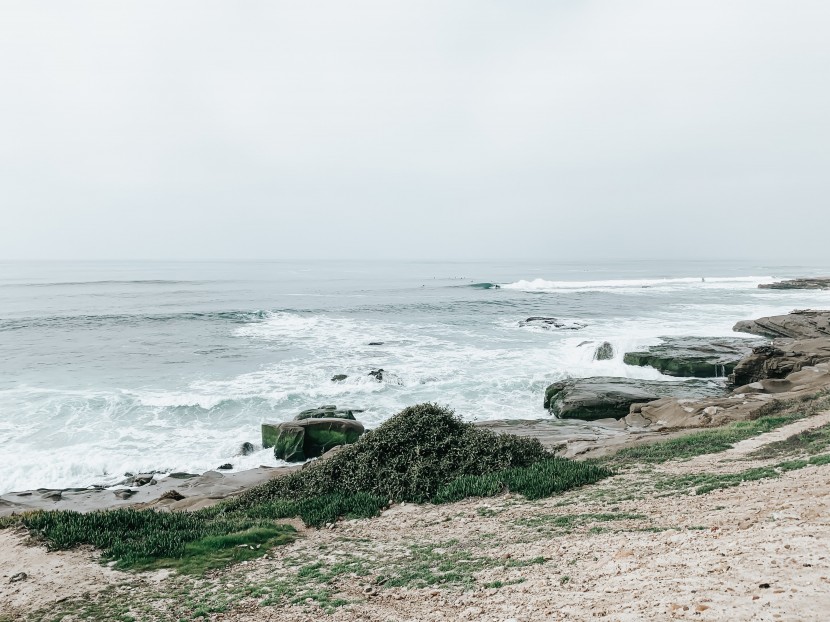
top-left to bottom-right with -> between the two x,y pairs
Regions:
2,259 -> 830,494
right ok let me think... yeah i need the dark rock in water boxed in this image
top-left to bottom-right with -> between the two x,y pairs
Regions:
132,474 -> 156,486
544,377 -> 726,421
331,374 -> 348,382
520,317 -> 587,330
217,463 -> 233,470
113,489 -> 136,500
734,309 -> 830,340
264,418 -> 365,462
759,277 -> 830,290
368,342 -> 384,346
239,442 -> 255,456
159,490 -> 185,501
368,368 -> 385,381
594,342 -> 615,361
294,405 -> 360,421
623,337 -> 761,378
731,338 -> 830,385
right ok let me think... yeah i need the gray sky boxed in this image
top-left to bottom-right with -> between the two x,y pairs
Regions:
1,1 -> 828,261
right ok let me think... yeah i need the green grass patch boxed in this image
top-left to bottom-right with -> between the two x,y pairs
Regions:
657,453 -> 830,495
748,423 -> 830,460
432,458 -> 612,504
607,392 -> 830,466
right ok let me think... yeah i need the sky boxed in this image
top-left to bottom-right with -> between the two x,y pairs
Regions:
1,1 -> 828,262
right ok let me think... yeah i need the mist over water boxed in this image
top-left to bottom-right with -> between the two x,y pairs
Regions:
2,259 -> 830,494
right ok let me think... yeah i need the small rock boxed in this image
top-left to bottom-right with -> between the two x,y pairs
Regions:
113,489 -> 136,500
159,490 -> 185,501
239,442 -> 255,456
133,474 -> 155,486
368,369 -> 385,381
9,572 -> 27,583
759,583 -> 771,589
368,342 -> 384,346
331,374 -> 348,382
363,586 -> 378,596
217,463 -> 233,470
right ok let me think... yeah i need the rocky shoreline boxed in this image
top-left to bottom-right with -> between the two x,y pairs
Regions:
4,308 -> 830,518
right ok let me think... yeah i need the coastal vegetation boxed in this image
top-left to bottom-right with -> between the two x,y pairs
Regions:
1,404 -> 611,573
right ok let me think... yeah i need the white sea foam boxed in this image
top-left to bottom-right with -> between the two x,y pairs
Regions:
501,276 -> 775,293
4,274 -> 830,494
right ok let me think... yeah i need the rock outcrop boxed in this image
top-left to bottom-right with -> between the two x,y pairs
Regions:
733,309 -> 830,339
293,405 -> 361,421
759,277 -> 830,290
263,418 -> 365,462
730,338 -> 830,385
593,342 -> 615,361
625,362 -> 830,431
623,337 -> 762,378
544,377 -> 725,421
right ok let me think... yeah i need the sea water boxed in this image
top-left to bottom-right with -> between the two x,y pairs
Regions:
2,259 -> 830,494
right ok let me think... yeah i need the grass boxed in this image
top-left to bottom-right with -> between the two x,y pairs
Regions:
606,392 -> 830,466
4,403 -> 608,575
747,422 -> 830,460
657,453 -> 830,495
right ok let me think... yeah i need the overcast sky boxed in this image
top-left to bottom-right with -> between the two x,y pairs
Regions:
1,1 -> 828,261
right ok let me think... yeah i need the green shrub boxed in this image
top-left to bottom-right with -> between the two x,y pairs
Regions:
228,403 -> 551,508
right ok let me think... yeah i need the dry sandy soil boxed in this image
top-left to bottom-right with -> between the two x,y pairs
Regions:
2,413 -> 830,622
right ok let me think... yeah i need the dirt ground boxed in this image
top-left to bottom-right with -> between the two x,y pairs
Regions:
3,413 -> 830,622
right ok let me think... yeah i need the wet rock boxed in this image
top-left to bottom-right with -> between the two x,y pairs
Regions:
623,337 -> 761,378
734,309 -> 830,339
331,374 -> 348,382
519,317 -> 587,330
759,277 -> 830,290
368,342 -> 384,346
368,369 -> 385,381
239,442 -> 255,456
594,342 -> 615,361
544,377 -> 726,421
294,405 -> 359,421
217,463 -> 233,470
265,418 -> 365,462
132,474 -> 155,486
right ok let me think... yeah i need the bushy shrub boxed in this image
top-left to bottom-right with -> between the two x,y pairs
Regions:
229,403 -> 551,507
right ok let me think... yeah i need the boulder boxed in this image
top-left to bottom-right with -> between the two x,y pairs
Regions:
239,442 -> 255,456
759,277 -> 830,290
368,369 -> 385,381
593,342 -> 615,361
264,418 -> 365,462
623,337 -> 761,378
730,338 -> 830,385
331,374 -> 348,382
519,317 -> 587,330
733,309 -> 830,339
294,405 -> 359,421
544,377 -> 725,421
